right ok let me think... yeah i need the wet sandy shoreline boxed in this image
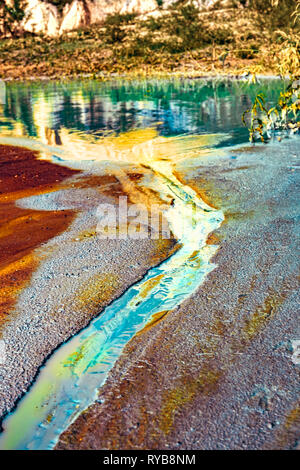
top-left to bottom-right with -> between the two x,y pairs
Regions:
0,144 -> 79,330
56,137 -> 300,450
0,72 -> 282,85
0,133 -> 299,450
0,143 -> 177,423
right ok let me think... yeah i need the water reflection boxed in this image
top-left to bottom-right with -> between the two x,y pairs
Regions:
0,78 -> 283,149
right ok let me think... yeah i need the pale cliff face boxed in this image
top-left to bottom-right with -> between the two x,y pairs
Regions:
21,0 -> 60,36
59,0 -> 160,34
59,0 -> 89,34
19,0 -> 220,37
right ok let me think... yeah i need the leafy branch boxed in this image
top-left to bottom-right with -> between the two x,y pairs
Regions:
242,0 -> 300,142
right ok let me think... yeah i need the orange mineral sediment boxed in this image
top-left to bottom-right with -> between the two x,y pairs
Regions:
0,144 -> 79,329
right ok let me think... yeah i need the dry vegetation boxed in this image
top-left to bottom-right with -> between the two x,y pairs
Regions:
0,0 -> 299,79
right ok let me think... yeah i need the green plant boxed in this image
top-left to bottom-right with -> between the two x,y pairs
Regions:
242,0 -> 300,142
144,0 -> 233,53
249,0 -> 299,32
103,12 -> 137,44
242,77 -> 300,142
235,44 -> 259,59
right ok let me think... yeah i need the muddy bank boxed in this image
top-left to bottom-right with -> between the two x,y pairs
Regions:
0,144 -> 78,328
56,137 -> 300,450
0,144 -> 176,420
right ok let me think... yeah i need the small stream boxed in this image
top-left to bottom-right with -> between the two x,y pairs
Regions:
0,78 -> 283,450
0,141 -> 223,449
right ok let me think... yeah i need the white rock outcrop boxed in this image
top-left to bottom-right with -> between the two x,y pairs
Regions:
22,0 -> 60,36
119,0 -> 158,14
59,0 -> 90,34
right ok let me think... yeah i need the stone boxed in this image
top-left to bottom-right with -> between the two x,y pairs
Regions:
22,0 -> 60,37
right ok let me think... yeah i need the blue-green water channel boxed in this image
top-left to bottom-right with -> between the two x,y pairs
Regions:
0,78 -> 286,449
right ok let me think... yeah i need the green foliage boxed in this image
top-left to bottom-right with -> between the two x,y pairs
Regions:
103,0 -> 235,57
0,0 -> 26,36
1,0 -> 297,78
249,0 -> 299,32
162,1 -> 212,50
235,44 -> 259,59
103,12 -> 137,44
242,79 -> 300,142
242,92 -> 269,141
144,0 -> 233,53
242,1 -> 300,142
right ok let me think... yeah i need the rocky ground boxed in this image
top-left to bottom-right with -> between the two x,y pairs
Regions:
0,144 -> 176,421
56,136 -> 300,450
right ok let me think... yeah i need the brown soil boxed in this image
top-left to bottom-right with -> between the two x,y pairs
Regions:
0,144 -> 78,327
